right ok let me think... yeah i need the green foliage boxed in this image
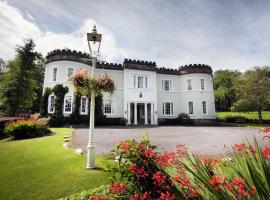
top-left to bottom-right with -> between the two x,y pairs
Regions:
4,119 -> 51,139
213,70 -> 241,111
158,113 -> 193,125
70,92 -> 82,123
52,84 -> 69,117
233,67 -> 270,122
0,39 -> 44,116
40,87 -> 52,116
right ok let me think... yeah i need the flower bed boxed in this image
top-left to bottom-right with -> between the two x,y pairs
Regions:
4,118 -> 51,139
65,128 -> 270,200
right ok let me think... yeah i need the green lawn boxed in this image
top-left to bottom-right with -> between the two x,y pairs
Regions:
0,128 -> 111,200
217,111 -> 270,120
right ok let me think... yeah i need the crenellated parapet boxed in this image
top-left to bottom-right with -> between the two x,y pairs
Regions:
123,59 -> 156,71
45,49 -> 212,75
178,64 -> 212,75
46,49 -> 91,65
97,61 -> 123,70
156,67 -> 179,75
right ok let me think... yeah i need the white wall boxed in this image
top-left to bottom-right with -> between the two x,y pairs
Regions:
44,60 -> 216,121
156,73 -> 216,119
44,60 -> 125,118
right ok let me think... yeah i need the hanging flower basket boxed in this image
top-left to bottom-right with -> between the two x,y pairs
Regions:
69,69 -> 115,96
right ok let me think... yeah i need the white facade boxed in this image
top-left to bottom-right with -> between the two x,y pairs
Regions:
44,50 -> 216,125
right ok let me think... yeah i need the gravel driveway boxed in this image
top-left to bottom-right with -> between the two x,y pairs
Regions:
72,126 -> 268,156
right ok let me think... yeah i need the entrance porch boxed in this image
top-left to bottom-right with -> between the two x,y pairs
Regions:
127,102 -> 155,125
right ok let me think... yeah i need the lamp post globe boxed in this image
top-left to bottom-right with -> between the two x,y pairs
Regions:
86,25 -> 102,169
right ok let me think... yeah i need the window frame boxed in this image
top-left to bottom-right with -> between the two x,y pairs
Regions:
53,68 -> 57,82
80,96 -> 88,115
137,76 -> 144,88
188,101 -> 194,115
187,79 -> 192,90
67,67 -> 74,78
200,79 -> 205,90
63,95 -> 73,114
103,99 -> 116,116
48,95 -> 55,114
162,102 -> 174,116
202,101 -> 207,115
162,80 -> 172,91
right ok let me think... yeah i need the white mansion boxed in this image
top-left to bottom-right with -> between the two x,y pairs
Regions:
43,49 -> 216,125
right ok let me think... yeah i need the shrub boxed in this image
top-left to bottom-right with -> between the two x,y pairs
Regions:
96,117 -> 127,126
221,115 -> 249,123
48,115 -> 67,127
158,113 -> 193,126
177,113 -> 193,125
4,119 -> 51,139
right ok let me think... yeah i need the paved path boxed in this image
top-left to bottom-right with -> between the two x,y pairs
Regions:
72,126 -> 268,156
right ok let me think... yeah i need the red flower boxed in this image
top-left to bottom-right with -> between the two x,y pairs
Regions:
119,141 -> 130,152
176,144 -> 188,157
209,175 -> 226,187
262,146 -> 270,160
129,192 -> 150,200
157,191 -> 176,200
128,164 -> 149,178
233,143 -> 246,152
140,148 -> 156,159
109,182 -> 127,195
260,127 -> 270,134
182,178 -> 191,186
89,195 -> 110,200
152,172 -> 168,187
250,186 -> 257,196
155,151 -> 176,168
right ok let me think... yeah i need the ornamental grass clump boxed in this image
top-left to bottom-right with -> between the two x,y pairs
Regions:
69,69 -> 115,95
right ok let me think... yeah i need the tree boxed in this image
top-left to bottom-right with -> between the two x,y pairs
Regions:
213,70 -> 241,111
233,67 -> 270,123
0,39 -> 43,116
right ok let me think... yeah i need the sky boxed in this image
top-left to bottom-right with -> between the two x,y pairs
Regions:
1,0 -> 270,71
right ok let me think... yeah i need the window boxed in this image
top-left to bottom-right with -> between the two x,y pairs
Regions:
53,68 -> 57,81
64,96 -> 72,113
67,68 -> 74,78
162,80 -> 172,91
187,79 -> 192,90
162,102 -> 173,116
188,101 -> 194,114
133,76 -> 136,88
138,76 -> 144,88
48,95 -> 55,113
80,96 -> 88,115
145,77 -> 148,88
201,79 -> 205,90
202,101 -> 207,114
103,99 -> 115,115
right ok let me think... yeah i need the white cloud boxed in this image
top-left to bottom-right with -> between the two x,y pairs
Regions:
0,1 -> 126,62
